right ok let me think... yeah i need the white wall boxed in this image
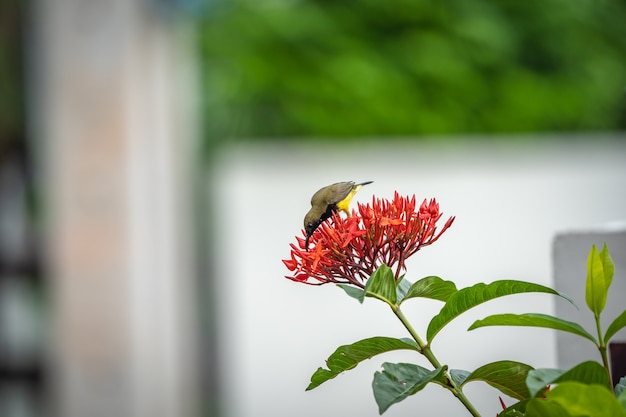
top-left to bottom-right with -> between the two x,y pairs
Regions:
211,136 -> 626,417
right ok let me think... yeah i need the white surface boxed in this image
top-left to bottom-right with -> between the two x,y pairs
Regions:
210,136 -> 626,417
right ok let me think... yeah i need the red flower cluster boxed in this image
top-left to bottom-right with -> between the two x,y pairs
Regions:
283,192 -> 455,287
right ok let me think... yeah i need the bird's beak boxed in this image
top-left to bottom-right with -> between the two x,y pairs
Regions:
305,233 -> 311,251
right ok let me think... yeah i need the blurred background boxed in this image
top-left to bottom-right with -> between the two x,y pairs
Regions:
1,0 -> 625,416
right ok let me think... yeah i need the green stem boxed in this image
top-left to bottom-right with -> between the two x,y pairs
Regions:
391,305 -> 482,417
594,313 -> 613,389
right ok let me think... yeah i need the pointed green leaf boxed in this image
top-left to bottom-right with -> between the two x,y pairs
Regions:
337,284 -> 366,303
469,313 -> 597,344
306,337 -> 420,390
426,280 -> 574,343
449,369 -> 470,387
372,363 -> 446,414
526,361 -> 609,398
525,382 -> 626,417
585,244 -> 603,313
463,360 -> 534,400
365,264 -> 397,304
605,309 -> 626,342
395,276 -> 411,304
600,242 -> 615,287
586,244 -> 614,316
552,361 -> 609,390
399,276 -> 458,305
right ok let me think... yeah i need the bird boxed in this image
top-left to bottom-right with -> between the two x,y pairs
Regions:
303,181 -> 373,250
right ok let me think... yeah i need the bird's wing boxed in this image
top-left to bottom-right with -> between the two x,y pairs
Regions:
327,181 -> 355,204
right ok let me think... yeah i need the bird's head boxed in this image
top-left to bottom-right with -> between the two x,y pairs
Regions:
303,211 -> 322,251
304,215 -> 321,239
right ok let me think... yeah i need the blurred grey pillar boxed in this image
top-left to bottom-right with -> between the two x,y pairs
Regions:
31,0 -> 199,416
553,227 -> 626,378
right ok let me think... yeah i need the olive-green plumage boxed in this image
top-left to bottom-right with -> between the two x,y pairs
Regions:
304,181 -> 373,249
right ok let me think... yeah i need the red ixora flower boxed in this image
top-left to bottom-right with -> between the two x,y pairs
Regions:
283,192 -> 455,287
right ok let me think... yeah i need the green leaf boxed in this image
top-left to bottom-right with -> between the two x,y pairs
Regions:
365,264 -> 397,305
525,368 -> 562,398
526,361 -> 610,398
586,244 -> 614,316
605,309 -> 626,342
617,376 -> 626,397
525,382 -> 626,417
306,337 -> 420,390
498,400 -> 529,417
372,363 -> 446,414
395,276 -> 411,304
337,284 -> 366,303
524,399 -> 571,417
469,313 -> 597,344
449,369 -> 470,387
399,276 -> 458,305
549,361 -> 609,391
619,389 -> 626,412
463,360 -> 533,400
600,243 -> 615,287
426,280 -> 574,343
618,378 -> 626,411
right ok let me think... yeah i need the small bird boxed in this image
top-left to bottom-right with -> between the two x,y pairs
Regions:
303,181 -> 373,249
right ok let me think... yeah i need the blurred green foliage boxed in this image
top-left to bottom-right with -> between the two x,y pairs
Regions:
199,0 -> 626,140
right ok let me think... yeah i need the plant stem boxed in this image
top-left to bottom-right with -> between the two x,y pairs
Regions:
390,305 -> 482,417
594,313 -> 613,389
